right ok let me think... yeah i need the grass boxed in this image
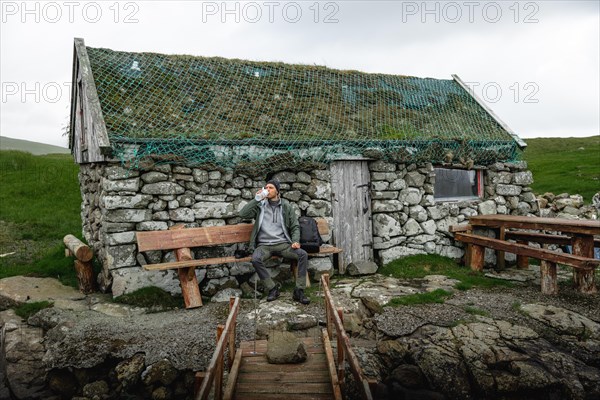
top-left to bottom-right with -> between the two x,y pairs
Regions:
113,286 -> 184,311
0,151 -> 82,286
523,136 -> 600,203
14,300 -> 54,319
387,289 -> 452,306
380,254 -> 512,306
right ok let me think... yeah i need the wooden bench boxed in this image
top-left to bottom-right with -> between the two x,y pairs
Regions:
453,231 -> 600,294
136,218 -> 343,308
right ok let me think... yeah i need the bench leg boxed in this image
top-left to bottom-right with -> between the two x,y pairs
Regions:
179,267 -> 203,308
493,227 -> 506,270
469,244 -> 484,272
516,241 -> 529,269
572,236 -> 597,294
540,261 -> 558,295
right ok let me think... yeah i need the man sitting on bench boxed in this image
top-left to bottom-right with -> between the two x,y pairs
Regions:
239,179 -> 310,305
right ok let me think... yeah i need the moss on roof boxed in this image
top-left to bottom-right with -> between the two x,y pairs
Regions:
83,46 -> 520,167
87,47 -> 510,142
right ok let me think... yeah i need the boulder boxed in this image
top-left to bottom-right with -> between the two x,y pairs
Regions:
266,331 -> 307,364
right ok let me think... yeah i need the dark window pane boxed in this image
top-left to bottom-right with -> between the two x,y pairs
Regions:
434,168 -> 480,200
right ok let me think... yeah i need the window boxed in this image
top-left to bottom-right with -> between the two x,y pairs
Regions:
434,167 -> 483,201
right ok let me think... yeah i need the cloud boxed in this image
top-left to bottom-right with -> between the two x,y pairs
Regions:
0,0 -> 598,146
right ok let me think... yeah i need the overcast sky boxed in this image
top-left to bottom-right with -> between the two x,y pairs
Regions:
1,0 -> 598,147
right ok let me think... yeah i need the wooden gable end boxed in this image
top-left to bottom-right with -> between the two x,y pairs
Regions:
69,38 -> 112,164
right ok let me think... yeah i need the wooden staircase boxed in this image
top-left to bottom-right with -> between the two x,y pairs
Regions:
228,337 -> 336,400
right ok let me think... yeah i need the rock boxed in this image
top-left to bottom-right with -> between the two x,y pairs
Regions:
115,353 -> 145,389
0,276 -> 86,310
388,364 -> 426,389
211,288 -> 242,302
142,359 -> 178,386
361,296 -> 384,315
266,331 -> 307,364
82,380 -> 109,398
346,261 -> 378,276
2,314 -> 51,399
288,314 -> 318,331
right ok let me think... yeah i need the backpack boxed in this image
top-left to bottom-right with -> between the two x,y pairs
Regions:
299,216 -> 323,253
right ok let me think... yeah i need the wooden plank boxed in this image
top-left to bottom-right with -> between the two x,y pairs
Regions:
331,160 -> 373,274
233,394 -> 334,400
73,38 -> 111,158
223,350 -> 243,400
505,231 -> 600,246
449,224 -> 472,233
143,247 -> 343,271
138,222 -> 337,252
137,224 -> 254,252
469,215 -> 600,236
234,382 -> 332,394
322,328 -> 343,400
454,233 -> 599,270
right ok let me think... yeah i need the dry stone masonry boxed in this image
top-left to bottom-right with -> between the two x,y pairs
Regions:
78,160 -> 593,298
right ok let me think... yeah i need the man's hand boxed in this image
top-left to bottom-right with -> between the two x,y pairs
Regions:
291,242 -> 301,249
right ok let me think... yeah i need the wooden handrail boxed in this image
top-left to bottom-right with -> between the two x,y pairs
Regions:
321,274 -> 373,400
196,296 -> 240,400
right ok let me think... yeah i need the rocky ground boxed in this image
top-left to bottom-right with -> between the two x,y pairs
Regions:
1,266 -> 599,400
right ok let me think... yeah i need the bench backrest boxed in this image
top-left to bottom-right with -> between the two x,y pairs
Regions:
137,218 -> 331,252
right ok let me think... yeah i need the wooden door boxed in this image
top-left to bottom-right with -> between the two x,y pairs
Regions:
330,160 -> 374,273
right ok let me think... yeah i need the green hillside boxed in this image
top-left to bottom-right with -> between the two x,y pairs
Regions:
522,136 -> 600,203
0,136 -> 70,155
0,150 -> 82,286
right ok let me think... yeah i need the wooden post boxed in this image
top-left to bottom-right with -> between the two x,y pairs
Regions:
63,234 -> 93,262
540,260 -> 558,295
516,240 -> 529,269
169,225 -> 203,308
493,227 -> 506,270
228,297 -> 236,368
336,307 -> 345,387
215,324 -> 225,400
572,236 -> 597,294
469,244 -> 484,272
74,260 -> 95,294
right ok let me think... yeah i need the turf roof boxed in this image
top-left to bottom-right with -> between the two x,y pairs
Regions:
82,45 -> 522,167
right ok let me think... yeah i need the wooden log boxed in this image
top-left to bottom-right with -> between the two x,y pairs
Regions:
74,259 -> 95,294
170,225 -> 202,308
516,240 -> 529,269
540,260 -> 558,295
493,227 -> 506,270
63,234 -> 93,262
469,244 -> 484,272
572,236 -> 597,294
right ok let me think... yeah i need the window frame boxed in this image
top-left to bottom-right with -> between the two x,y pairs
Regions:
433,167 -> 484,202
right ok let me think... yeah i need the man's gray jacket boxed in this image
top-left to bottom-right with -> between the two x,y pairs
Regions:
239,198 -> 300,251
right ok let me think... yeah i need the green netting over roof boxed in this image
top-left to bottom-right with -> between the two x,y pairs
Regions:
86,46 -> 522,171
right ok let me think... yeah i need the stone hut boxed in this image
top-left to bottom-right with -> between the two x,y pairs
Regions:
69,38 -> 533,297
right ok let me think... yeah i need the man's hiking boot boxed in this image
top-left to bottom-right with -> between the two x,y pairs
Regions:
293,288 -> 310,305
267,285 -> 280,302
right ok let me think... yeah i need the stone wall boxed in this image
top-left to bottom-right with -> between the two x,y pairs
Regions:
370,161 -> 536,265
78,160 -> 541,297
79,164 -> 335,297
